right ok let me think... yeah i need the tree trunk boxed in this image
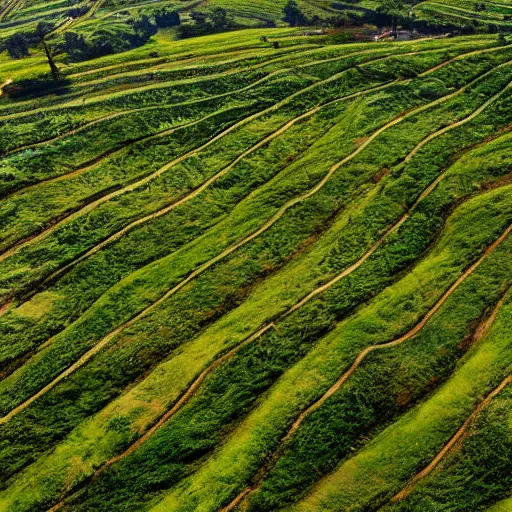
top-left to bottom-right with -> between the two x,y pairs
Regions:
42,40 -> 59,80
392,16 -> 398,39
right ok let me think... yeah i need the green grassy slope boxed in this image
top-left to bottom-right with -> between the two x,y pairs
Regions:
0,28 -> 511,512
413,0 -> 512,31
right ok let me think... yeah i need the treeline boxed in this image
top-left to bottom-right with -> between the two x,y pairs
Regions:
1,7 -> 181,62
177,8 -> 239,38
285,0 -> 512,35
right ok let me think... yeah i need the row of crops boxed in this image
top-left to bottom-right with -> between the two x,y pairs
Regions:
0,30 -> 511,512
413,0 -> 512,31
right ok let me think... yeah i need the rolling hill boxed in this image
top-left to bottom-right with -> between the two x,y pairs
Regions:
0,7 -> 512,512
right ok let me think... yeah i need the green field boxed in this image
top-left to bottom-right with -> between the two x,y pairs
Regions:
1,6 -> 512,512
413,0 -> 512,31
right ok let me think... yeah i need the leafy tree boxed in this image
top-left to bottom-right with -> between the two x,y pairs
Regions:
62,31 -> 88,60
283,0 -> 307,26
67,5 -> 90,18
153,8 -> 180,28
178,8 -> 234,38
498,32 -> 510,45
210,7 -> 233,31
5,33 -> 29,59
35,22 -> 59,79
133,14 -> 158,40
377,0 -> 412,37
189,11 -> 210,34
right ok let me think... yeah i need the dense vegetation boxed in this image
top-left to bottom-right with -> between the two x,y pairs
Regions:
1,0 -> 512,68
1,4 -> 512,511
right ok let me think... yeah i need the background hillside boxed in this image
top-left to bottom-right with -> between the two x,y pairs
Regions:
1,0 -> 512,69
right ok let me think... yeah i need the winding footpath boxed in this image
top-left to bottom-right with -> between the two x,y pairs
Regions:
38,81 -> 396,288
0,49 -> 415,262
5,107 -> 230,199
39,90 -> 512,512
392,372 -> 512,502
223,223 -> 512,511
0,44 -> 396,123
2,55 -> 510,426
11,54 -> 511,298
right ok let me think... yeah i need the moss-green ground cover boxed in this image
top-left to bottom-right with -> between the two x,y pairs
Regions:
0,29 -> 511,512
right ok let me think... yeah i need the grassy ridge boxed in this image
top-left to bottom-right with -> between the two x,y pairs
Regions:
296,278 -> 512,511
148,186 -> 512,511
58,146 -> 512,512
0,30 -> 510,512
3,55 -> 510,414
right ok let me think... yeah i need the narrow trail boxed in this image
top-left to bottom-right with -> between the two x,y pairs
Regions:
9,53 -> 510,296
1,68 -> 267,159
392,372 -> 512,502
37,81 -> 397,290
5,107 -> 228,200
3,110 -> 140,157
37,89 -> 512,512
0,44 -> 404,141
1,42 -> 489,159
0,0 -> 21,21
405,81 -> 512,162
3,46 -> 393,159
0,50 -> 413,262
418,43 -> 511,77
0,300 -> 11,318
0,44 -> 390,122
0,78 -> 12,97
86,0 -> 104,18
0,55 -> 498,425
224,223 -> 512,511
0,67 -> 283,123
0,72 -> 458,425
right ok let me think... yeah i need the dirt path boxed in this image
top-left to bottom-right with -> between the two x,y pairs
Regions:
0,50 -> 412,262
6,46 -> 400,189
0,73 -> 459,425
0,0 -> 21,21
0,78 -> 12,96
86,0 -> 104,18
419,43 -> 512,77
0,300 -> 11,318
2,56 -> 500,427
39,95 -> 512,512
3,49 -> 507,423
0,44 -> 389,122
405,81 -> 512,162
7,109 -> 227,200
223,223 -> 512,511
392,370 -> 512,502
1,67 -> 265,159
38,81 -> 396,289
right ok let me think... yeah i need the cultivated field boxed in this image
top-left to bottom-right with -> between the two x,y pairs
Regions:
0,26 -> 512,512
413,0 -> 512,31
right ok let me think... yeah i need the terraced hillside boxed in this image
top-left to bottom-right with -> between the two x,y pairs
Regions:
413,0 -> 512,31
1,28 -> 512,512
0,0 -> 334,47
